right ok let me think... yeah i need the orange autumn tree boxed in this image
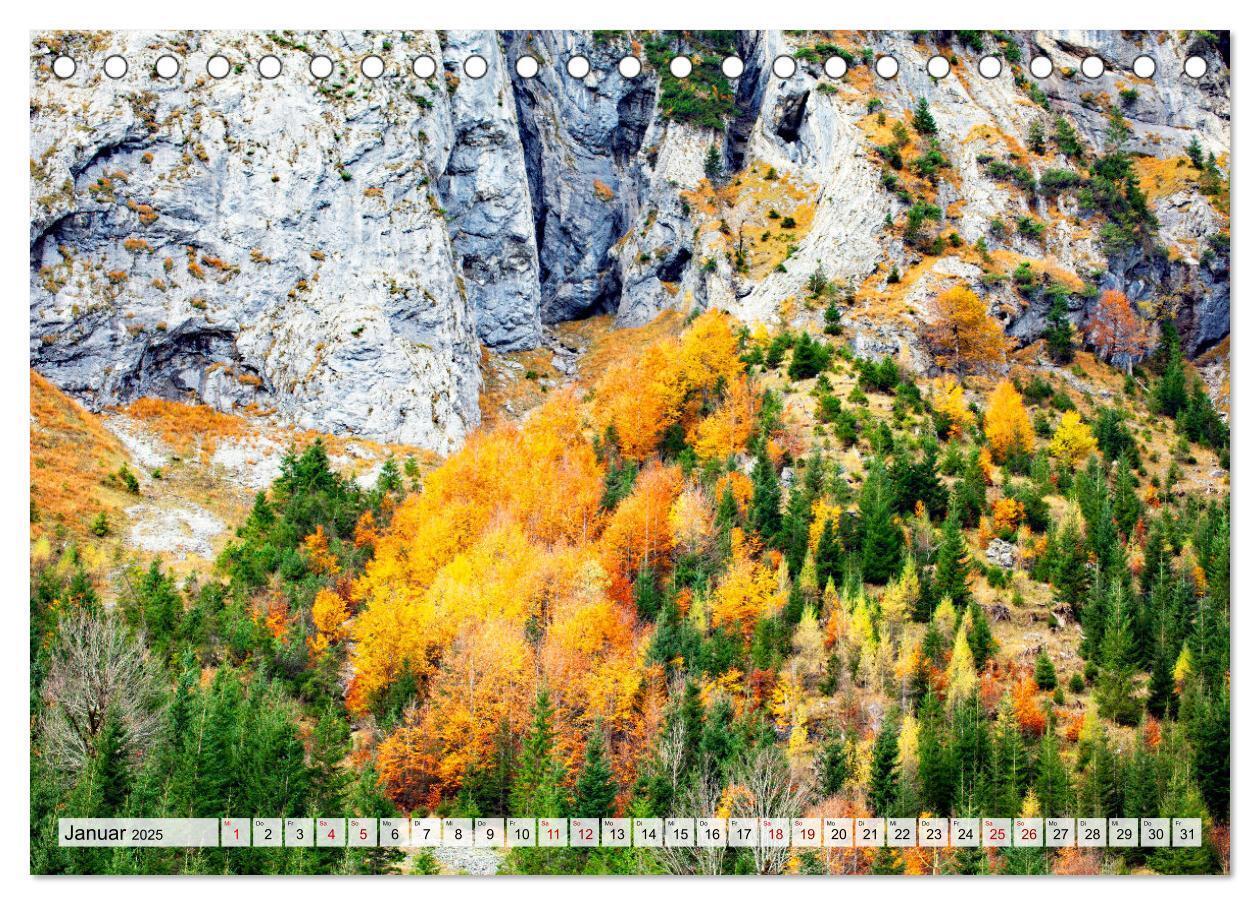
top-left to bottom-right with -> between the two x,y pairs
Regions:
1085,289 -> 1150,372
984,379 -> 1035,463
922,284 -> 1010,376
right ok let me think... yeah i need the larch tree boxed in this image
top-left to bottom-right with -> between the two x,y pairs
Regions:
1085,289 -> 1149,373
1048,410 -> 1098,464
984,379 -> 1035,464
922,284 -> 1010,376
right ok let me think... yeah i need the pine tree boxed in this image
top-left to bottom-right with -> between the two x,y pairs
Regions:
749,447 -> 782,541
1147,637 -> 1176,717
1034,650 -> 1057,690
859,458 -> 904,584
1095,578 -> 1142,725
913,97 -> 938,135
988,697 -> 1028,817
1033,718 -> 1071,816
934,506 -> 972,607
1028,118 -> 1046,155
704,143 -> 723,182
511,689 -> 570,817
1187,135 -> 1204,169
309,703 -> 353,817
950,693 -> 992,815
823,299 -> 842,335
814,518 -> 844,591
814,735 -> 851,796
93,706 -> 133,815
573,725 -> 618,818
966,601 -> 997,665
1188,682 -> 1230,821
632,565 -> 662,621
1043,288 -> 1075,364
1051,514 -> 1091,616
869,711 -> 902,815
1153,322 -> 1188,418
1113,454 -> 1142,538
917,696 -> 957,815
778,484 -> 812,576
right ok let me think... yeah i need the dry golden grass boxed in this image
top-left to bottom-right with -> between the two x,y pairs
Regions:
681,162 -> 819,282
1133,154 -> 1199,202
122,397 -> 251,459
30,370 -> 129,537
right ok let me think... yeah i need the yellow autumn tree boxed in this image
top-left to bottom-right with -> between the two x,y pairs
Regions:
945,628 -> 977,709
712,528 -> 783,639
310,587 -> 350,654
930,376 -> 975,438
1048,410 -> 1098,463
984,379 -> 1035,463
922,284 -> 1010,375
691,375 -> 759,460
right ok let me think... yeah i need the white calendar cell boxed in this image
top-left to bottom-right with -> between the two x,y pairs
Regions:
601,818 -> 630,848
1046,817 -> 1074,848
443,817 -> 473,847
665,817 -> 695,848
506,817 -> 536,847
697,817 -> 726,848
919,817 -> 948,848
253,818 -> 282,848
1109,818 -> 1138,847
316,817 -> 346,847
570,817 -> 600,848
951,818 -> 979,847
1172,817 -> 1202,848
760,817 -> 789,847
410,817 -> 441,847
1140,817 -> 1170,847
856,817 -> 884,848
539,817 -> 568,847
824,817 -> 854,848
633,818 -> 663,848
728,817 -> 758,847
1077,818 -> 1106,847
982,817 -> 1011,847
1014,817 -> 1043,848
221,818 -> 249,847
791,817 -> 822,847
887,817 -> 916,847
474,818 -> 504,848
285,817 -> 314,847
349,817 -> 378,847
380,818 -> 409,847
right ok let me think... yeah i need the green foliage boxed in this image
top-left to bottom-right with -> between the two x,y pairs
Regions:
642,33 -> 737,130
787,332 -> 831,381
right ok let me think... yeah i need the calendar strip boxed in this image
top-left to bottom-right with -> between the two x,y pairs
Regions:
59,817 -> 1203,849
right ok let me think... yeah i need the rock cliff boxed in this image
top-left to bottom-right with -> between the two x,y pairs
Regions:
30,29 -> 1230,452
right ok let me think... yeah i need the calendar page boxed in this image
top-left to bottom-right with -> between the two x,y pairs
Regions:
28,27 -> 1230,877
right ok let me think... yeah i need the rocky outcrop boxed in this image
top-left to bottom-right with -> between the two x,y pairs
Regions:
438,31 -> 542,351
30,30 -> 482,453
505,31 -> 653,322
30,29 -> 1231,451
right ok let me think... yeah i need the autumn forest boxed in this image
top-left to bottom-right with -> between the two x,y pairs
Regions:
31,289 -> 1229,874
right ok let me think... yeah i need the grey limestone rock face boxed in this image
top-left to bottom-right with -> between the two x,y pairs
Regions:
29,29 -> 1231,452
437,30 -> 542,352
30,30 -> 482,454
